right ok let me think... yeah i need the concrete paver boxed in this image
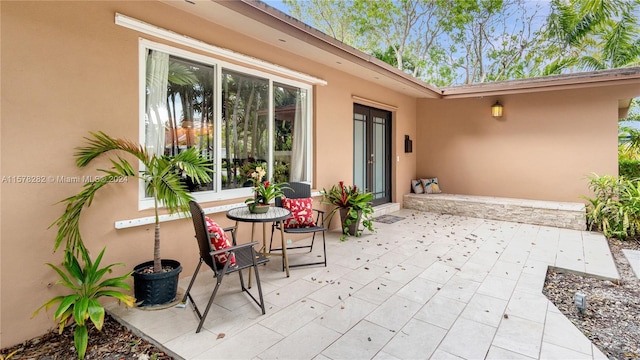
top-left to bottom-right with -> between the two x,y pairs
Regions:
622,249 -> 640,279
107,209 -> 619,359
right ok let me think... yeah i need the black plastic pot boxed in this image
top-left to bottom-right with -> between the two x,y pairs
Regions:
132,259 -> 182,307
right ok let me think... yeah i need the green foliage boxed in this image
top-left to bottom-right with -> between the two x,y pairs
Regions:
546,0 -> 640,73
51,131 -> 213,272
622,99 -> 640,122
32,247 -> 135,359
619,124 -> 640,159
238,161 -> 263,185
584,174 -> 640,239
321,181 -> 375,240
283,0 -> 364,45
283,0 -> 639,85
244,163 -> 289,210
272,161 -> 290,184
619,158 -> 640,179
618,116 -> 640,182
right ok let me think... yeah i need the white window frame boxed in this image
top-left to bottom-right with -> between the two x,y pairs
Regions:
139,39 -> 313,210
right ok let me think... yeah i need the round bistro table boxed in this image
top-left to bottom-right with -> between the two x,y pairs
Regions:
226,206 -> 292,277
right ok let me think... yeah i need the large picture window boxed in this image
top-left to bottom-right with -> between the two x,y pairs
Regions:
141,41 -> 312,207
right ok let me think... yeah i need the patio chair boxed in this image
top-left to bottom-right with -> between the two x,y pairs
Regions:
269,182 -> 327,268
182,201 -> 269,333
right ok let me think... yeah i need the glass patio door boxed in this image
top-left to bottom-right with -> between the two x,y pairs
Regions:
353,103 -> 391,206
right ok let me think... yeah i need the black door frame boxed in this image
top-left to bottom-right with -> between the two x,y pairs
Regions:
353,103 -> 392,206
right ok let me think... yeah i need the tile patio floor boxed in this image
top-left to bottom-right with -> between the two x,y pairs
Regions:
107,209 -> 619,359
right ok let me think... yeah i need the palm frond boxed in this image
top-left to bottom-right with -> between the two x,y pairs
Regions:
620,125 -> 640,152
542,57 -> 579,75
167,61 -> 198,86
75,131 -> 149,168
154,169 -> 192,214
51,163 -> 135,255
578,55 -> 606,71
55,131 -> 213,272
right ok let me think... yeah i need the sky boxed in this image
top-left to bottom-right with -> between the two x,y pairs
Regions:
259,0 -> 552,40
262,1 -> 289,13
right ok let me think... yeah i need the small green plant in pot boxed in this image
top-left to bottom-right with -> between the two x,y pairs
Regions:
32,246 -> 135,359
244,163 -> 288,213
321,181 -> 375,240
52,131 -> 213,306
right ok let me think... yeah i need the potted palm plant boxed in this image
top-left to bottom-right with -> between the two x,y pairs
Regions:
52,131 -> 212,307
321,181 -> 375,240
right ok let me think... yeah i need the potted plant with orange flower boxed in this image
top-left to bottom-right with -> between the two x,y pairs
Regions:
245,163 -> 288,213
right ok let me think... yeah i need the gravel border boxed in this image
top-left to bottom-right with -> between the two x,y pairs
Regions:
543,238 -> 640,359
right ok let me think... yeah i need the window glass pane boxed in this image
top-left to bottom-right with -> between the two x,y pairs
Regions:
145,50 -> 215,193
273,83 -> 308,183
353,116 -> 366,190
373,118 -> 386,198
221,69 -> 269,189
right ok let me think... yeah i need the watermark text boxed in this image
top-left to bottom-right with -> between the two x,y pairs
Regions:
1,175 -> 129,184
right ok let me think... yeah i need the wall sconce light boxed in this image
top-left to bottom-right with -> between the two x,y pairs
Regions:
404,135 -> 413,153
491,101 -> 503,118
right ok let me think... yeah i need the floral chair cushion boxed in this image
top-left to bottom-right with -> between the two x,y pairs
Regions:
421,177 -> 442,194
282,197 -> 316,228
205,217 -> 236,267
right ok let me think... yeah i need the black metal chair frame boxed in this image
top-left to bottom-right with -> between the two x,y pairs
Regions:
269,182 -> 327,268
183,201 -> 269,333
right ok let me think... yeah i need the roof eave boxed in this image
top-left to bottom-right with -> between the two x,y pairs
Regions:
440,67 -> 640,98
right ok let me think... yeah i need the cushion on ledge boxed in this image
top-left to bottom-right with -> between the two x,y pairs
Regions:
411,179 -> 424,194
205,217 -> 236,267
282,197 -> 316,228
421,177 -> 442,194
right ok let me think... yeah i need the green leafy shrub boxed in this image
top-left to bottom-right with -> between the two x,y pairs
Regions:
32,247 -> 135,359
272,160 -> 290,184
619,158 -> 640,179
584,174 -> 640,239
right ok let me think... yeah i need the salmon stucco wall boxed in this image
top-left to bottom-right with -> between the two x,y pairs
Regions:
416,85 -> 640,202
1,1 -> 416,347
5,0 -> 637,349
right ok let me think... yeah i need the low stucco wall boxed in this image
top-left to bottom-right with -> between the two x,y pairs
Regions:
404,193 -> 587,230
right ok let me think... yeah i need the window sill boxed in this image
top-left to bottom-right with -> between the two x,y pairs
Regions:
115,201 -> 245,229
118,191 -> 322,229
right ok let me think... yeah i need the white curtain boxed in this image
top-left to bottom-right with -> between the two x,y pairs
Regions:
290,89 -> 307,181
145,50 -> 169,157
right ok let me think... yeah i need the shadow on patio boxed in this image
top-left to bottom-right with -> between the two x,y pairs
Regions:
107,209 -> 617,359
